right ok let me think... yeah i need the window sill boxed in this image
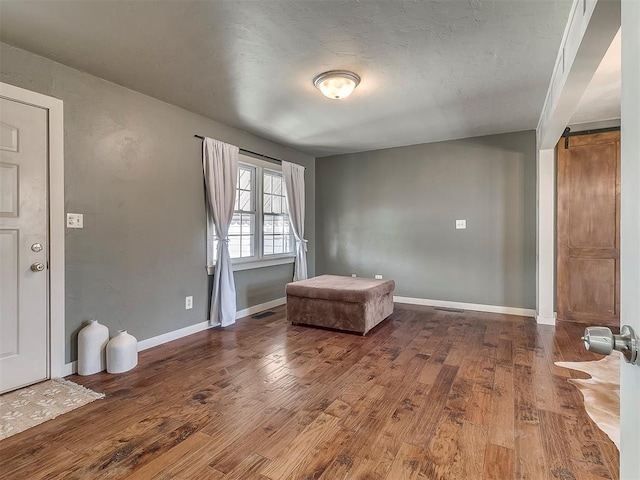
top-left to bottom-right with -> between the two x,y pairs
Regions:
233,255 -> 295,272
207,255 -> 295,274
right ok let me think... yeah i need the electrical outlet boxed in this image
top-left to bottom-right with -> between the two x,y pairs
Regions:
352,273 -> 357,277
185,296 -> 193,310
66,213 -> 84,229
455,219 -> 467,230
375,274 -> 382,280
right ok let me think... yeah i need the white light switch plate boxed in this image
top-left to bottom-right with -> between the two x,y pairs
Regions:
375,274 -> 383,279
67,213 -> 84,228
185,296 -> 193,310
455,219 -> 467,229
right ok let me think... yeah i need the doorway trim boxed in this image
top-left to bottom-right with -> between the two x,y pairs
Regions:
535,0 -> 621,325
0,82 -> 65,378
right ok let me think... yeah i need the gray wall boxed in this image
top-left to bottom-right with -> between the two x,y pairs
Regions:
316,131 -> 536,309
0,43 -> 315,363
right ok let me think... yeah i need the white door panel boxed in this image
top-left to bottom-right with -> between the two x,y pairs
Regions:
0,97 -> 48,393
620,1 -> 640,477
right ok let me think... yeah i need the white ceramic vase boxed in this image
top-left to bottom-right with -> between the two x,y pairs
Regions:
77,319 -> 110,375
106,330 -> 138,374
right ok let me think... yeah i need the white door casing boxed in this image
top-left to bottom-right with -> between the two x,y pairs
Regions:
0,98 -> 48,393
0,83 -> 65,384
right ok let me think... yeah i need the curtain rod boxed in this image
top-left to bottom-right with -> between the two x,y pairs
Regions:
194,134 -> 283,166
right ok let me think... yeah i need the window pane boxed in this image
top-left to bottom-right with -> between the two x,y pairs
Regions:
264,194 -> 272,213
264,174 -> 272,194
284,218 -> 291,234
274,216 -> 284,234
241,235 -> 253,257
239,168 -> 251,190
263,214 -> 273,233
273,177 -> 282,195
284,235 -> 292,253
242,213 -> 255,235
229,237 -> 241,258
236,190 -> 250,211
272,196 -> 281,214
263,235 -> 273,255
274,235 -> 284,254
229,214 -> 242,236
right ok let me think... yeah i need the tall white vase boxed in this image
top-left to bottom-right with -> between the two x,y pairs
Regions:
77,319 -> 109,375
106,330 -> 138,374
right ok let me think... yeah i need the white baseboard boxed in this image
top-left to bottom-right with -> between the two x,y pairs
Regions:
393,296 -> 535,318
235,297 -> 286,319
136,320 -> 212,352
63,296 -> 287,375
61,361 -> 76,377
536,312 -> 557,325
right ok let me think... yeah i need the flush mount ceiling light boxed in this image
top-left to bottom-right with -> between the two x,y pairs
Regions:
313,70 -> 361,100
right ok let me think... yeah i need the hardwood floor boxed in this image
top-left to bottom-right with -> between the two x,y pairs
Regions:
0,303 -> 619,479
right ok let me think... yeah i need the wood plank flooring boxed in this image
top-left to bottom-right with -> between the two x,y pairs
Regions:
0,303 -> 619,479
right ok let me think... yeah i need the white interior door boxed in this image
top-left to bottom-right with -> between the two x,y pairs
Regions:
620,1 -> 640,477
0,97 -> 49,393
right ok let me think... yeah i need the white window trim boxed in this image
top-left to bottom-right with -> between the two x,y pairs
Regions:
215,154 -> 295,272
232,255 -> 295,272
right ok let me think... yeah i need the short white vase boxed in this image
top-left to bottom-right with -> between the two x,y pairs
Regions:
77,319 -> 109,375
106,330 -> 138,374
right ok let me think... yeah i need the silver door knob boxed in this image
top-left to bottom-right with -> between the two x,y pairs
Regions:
30,262 -> 45,272
582,325 -> 639,365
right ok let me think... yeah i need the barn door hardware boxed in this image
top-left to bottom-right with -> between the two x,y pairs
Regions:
563,127 -> 571,149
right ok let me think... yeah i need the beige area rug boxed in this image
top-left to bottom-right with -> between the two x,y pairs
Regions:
555,354 -> 620,449
0,378 -> 105,440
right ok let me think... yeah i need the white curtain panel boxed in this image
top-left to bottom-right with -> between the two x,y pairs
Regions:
202,138 -> 239,326
282,161 -> 308,281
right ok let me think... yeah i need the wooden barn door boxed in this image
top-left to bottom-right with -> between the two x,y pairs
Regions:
557,131 -> 620,326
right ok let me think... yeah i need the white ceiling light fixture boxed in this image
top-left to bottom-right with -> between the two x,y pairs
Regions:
313,70 -> 361,100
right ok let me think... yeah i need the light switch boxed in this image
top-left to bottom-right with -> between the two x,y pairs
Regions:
67,213 -> 84,229
455,219 -> 467,230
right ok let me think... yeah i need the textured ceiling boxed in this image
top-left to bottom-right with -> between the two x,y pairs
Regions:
570,29 -> 621,126
0,0 -> 573,156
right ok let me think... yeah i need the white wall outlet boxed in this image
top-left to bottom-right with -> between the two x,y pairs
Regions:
185,296 -> 193,309
66,213 -> 84,229
455,219 -> 467,230
352,273 -> 357,277
375,274 -> 383,280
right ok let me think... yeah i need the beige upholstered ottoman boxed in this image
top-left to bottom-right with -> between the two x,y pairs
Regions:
286,275 -> 395,335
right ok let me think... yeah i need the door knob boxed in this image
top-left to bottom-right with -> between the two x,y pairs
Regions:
30,262 -> 45,272
582,325 -> 639,365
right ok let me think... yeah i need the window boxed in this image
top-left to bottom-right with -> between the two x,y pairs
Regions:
263,170 -> 293,255
212,156 -> 294,267
229,165 -> 255,258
